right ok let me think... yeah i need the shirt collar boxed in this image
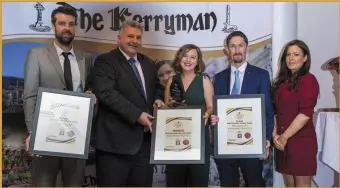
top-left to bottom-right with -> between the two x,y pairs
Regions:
54,41 -> 75,57
231,61 -> 248,74
119,47 -> 138,62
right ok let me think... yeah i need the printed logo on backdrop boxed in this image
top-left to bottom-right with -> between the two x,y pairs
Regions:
28,2 -> 241,36
222,5 -> 238,33
29,2 -> 51,32
31,2 -> 220,36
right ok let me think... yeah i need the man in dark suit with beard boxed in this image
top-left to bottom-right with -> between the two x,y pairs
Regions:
92,20 -> 165,187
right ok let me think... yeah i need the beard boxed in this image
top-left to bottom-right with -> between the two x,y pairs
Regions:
233,59 -> 243,64
232,53 -> 244,64
55,31 -> 74,46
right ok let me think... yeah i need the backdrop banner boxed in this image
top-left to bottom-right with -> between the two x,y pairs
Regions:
2,2 -> 274,187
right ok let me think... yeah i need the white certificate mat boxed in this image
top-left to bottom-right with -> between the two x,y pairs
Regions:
214,94 -> 266,158
150,106 -> 205,164
29,87 -> 95,159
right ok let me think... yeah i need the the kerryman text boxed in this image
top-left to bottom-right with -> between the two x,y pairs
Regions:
61,3 -> 218,35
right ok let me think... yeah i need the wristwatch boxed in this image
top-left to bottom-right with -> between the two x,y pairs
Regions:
27,131 -> 32,136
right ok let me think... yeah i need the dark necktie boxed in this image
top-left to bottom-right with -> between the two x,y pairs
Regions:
61,52 -> 73,91
128,57 -> 146,99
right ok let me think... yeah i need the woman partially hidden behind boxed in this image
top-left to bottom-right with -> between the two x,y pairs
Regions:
272,39 -> 320,187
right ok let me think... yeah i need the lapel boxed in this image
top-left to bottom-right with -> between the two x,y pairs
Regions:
74,49 -> 86,91
225,67 -> 231,95
116,49 -> 146,101
138,54 -> 151,102
46,45 -> 65,86
241,63 -> 252,94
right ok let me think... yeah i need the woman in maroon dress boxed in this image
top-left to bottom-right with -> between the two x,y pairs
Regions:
272,39 -> 319,187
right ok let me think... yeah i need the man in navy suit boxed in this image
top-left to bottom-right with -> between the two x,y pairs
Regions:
211,31 -> 274,187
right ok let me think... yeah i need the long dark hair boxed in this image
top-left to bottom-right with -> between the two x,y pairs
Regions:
272,40 -> 311,92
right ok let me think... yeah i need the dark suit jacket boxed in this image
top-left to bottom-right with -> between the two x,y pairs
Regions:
214,63 -> 274,140
92,48 -> 163,155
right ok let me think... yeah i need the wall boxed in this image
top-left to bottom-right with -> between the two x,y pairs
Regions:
2,2 -> 275,187
274,3 -> 339,187
297,2 -> 339,109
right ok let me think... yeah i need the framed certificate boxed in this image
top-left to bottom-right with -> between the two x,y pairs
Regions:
150,106 -> 205,164
29,87 -> 95,159
213,94 -> 266,159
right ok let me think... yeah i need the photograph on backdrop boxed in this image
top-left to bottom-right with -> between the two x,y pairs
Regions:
2,2 -> 274,187
2,38 -> 274,188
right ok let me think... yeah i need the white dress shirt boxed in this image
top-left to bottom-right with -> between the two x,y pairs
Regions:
230,61 -> 248,94
54,42 -> 81,92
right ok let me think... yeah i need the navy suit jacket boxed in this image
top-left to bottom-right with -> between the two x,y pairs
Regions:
214,63 -> 274,140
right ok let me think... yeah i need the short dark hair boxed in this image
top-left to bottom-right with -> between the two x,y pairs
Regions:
51,6 -> 78,25
224,31 -> 248,47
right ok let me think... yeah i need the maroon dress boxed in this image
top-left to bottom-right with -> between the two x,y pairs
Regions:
274,73 -> 319,176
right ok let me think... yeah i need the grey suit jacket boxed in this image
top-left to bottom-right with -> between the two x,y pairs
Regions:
23,44 -> 93,132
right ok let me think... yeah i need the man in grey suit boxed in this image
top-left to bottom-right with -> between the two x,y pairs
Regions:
23,6 -> 94,186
